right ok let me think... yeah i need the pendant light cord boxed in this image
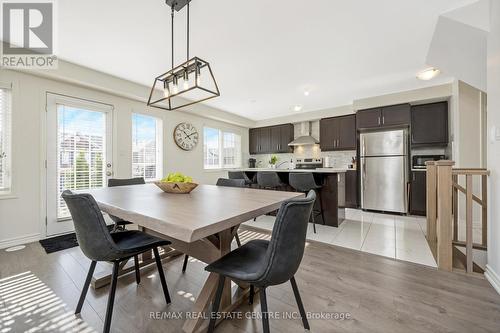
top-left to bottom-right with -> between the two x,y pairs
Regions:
186,1 -> 190,61
171,4 -> 174,69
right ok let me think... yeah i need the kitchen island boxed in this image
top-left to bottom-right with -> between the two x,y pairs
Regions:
232,168 -> 348,227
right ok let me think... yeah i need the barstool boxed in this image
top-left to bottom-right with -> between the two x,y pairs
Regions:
256,171 -> 285,190
228,171 -> 253,186
289,172 -> 325,233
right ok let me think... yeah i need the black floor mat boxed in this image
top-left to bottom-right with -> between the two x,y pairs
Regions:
39,225 -> 114,254
39,233 -> 78,253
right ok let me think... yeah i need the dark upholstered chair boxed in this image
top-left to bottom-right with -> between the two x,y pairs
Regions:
289,173 -> 325,234
206,190 -> 316,333
61,190 -> 171,333
107,177 -> 145,231
228,171 -> 253,185
256,171 -> 285,190
181,178 -> 245,273
216,178 -> 246,187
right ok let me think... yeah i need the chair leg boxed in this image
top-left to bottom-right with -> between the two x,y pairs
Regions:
310,211 -> 317,234
253,217 -> 257,221
259,287 -> 270,333
208,275 -> 226,333
153,247 -> 171,304
235,233 -> 242,247
182,255 -> 189,273
103,261 -> 119,333
318,190 -> 325,225
290,276 -> 310,330
248,284 -> 254,305
134,255 -> 140,284
75,260 -> 97,315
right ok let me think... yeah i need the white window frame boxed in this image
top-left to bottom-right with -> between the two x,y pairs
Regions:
0,82 -> 12,196
203,126 -> 242,170
131,113 -> 163,181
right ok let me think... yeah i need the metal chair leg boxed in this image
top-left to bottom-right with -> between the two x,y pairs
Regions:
75,260 -> 96,315
249,284 -> 255,305
182,254 -> 189,273
318,190 -> 325,225
208,275 -> 226,333
153,247 -> 171,304
134,255 -> 140,284
235,233 -> 242,247
310,211 -> 317,234
290,276 -> 310,330
103,261 -> 119,333
259,287 -> 270,333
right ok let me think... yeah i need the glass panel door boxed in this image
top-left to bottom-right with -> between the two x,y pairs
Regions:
46,94 -> 113,236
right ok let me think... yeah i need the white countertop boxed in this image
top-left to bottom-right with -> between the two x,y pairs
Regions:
236,168 -> 348,173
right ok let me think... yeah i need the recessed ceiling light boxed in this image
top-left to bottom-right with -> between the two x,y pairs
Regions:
417,67 -> 440,80
293,105 -> 303,112
304,91 -> 310,96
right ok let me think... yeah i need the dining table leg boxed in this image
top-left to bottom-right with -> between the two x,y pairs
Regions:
182,228 -> 253,333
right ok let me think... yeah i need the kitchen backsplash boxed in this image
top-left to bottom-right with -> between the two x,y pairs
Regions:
250,147 -> 356,169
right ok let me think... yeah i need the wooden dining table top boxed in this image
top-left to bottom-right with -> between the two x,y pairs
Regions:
85,183 -> 302,243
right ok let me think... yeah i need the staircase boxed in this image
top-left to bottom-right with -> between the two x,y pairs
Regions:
425,161 -> 489,275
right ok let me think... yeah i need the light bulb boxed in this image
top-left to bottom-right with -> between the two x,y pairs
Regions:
183,71 -> 189,90
163,82 -> 170,98
172,77 -> 178,94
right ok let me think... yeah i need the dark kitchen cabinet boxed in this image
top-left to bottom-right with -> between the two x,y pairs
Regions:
357,104 -> 410,129
411,102 -> 448,146
410,171 -> 426,216
320,115 -> 356,151
249,124 -> 293,154
345,170 -> 358,208
356,108 -> 381,129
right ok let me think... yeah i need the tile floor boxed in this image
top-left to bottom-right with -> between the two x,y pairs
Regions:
244,208 -> 437,267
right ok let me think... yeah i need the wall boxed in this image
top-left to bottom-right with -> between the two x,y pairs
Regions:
485,0 -> 500,294
0,67 -> 249,248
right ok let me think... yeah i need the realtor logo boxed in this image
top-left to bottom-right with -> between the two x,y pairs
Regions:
1,0 -> 57,69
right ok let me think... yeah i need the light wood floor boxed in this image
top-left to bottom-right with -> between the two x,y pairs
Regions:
1,226 -> 500,333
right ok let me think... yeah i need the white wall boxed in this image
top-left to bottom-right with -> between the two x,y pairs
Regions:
0,67 -> 249,248
485,0 -> 500,294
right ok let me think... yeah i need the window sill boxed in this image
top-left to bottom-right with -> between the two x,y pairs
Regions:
0,194 -> 17,200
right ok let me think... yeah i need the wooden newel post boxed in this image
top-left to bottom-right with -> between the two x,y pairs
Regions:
435,160 -> 455,271
425,161 -> 437,256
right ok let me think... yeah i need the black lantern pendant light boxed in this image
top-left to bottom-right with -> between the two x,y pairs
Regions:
147,0 -> 220,111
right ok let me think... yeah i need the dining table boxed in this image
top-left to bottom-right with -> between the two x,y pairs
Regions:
85,183 -> 302,333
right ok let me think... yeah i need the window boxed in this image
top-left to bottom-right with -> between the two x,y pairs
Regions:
0,86 -> 12,195
132,113 -> 163,180
203,127 -> 241,169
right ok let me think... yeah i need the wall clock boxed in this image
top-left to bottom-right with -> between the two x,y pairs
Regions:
174,122 -> 199,151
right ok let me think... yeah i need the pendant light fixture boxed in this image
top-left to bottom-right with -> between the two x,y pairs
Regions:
147,0 -> 220,111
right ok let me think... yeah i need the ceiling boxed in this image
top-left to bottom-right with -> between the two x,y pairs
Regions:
55,0 -> 475,121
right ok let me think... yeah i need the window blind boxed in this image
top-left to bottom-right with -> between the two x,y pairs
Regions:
132,113 -> 162,180
57,105 -> 106,218
0,88 -> 12,194
203,127 -> 241,169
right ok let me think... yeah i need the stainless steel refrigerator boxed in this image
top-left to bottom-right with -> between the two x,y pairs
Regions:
360,129 -> 409,213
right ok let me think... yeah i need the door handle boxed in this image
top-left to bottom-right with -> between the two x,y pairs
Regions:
378,116 -> 381,126
382,116 -> 385,125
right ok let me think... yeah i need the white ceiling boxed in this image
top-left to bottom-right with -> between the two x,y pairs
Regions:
55,0 -> 474,120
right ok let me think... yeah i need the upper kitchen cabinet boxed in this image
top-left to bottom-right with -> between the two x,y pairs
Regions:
356,104 -> 410,129
411,102 -> 449,146
249,124 -> 293,154
320,114 -> 356,151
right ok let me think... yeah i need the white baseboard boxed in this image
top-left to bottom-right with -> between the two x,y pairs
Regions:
0,233 -> 41,250
485,264 -> 500,295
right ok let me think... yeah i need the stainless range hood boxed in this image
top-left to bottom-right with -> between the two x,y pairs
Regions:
288,122 -> 319,146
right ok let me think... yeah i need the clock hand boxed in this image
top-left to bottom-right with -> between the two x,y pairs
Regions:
186,131 -> 198,138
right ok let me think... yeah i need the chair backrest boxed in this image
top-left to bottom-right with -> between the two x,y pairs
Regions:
289,173 -> 317,192
108,177 -> 145,187
256,190 -> 315,286
256,172 -> 282,188
216,178 -> 246,187
228,171 -> 251,184
61,190 -> 121,262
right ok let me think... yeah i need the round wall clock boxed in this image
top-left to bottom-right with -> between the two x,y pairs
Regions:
174,122 -> 199,151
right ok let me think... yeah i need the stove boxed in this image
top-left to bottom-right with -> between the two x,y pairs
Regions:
295,158 -> 323,170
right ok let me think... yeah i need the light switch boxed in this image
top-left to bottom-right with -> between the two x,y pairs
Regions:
489,126 -> 500,143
